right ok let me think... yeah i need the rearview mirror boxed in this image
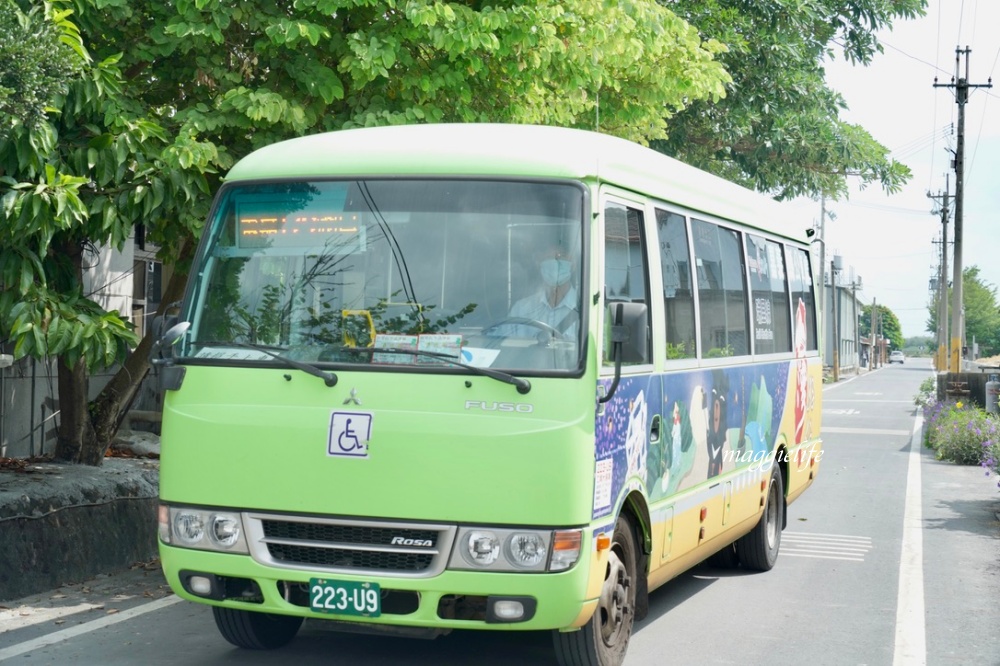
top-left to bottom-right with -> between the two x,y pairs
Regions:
608,301 -> 648,365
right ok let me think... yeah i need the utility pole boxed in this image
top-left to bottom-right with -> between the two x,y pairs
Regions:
870,297 -> 878,370
817,196 -> 827,355
928,175 -> 950,371
934,47 -> 992,372
832,259 -> 840,382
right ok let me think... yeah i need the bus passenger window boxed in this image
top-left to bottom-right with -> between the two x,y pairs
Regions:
787,246 -> 819,351
603,202 -> 651,365
692,219 -> 749,357
655,209 -> 696,359
747,234 -> 792,354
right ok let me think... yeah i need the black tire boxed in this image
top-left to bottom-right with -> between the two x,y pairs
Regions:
706,542 -> 740,569
212,606 -> 303,650
553,517 -> 638,666
735,465 -> 784,571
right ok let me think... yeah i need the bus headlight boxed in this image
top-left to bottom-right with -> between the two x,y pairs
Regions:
505,533 -> 546,569
449,527 -> 581,572
209,514 -> 243,548
463,530 -> 501,567
159,505 -> 249,554
174,510 -> 206,546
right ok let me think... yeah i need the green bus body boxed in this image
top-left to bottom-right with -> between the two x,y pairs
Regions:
157,124 -> 823,663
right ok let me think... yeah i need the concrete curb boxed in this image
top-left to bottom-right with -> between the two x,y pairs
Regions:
0,458 -> 159,602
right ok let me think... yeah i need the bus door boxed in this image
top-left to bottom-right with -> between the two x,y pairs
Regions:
593,198 -> 658,522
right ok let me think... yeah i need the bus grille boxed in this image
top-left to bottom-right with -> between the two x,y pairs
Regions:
243,513 -> 456,578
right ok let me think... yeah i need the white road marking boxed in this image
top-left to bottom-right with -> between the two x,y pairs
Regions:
0,595 -> 184,662
782,552 -> 865,562
893,414 -> 927,665
824,426 -> 911,436
782,532 -> 873,562
825,399 -> 911,403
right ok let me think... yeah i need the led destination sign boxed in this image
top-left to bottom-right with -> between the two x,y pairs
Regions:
237,205 -> 365,252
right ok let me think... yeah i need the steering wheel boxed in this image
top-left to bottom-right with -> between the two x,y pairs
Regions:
482,317 -> 567,341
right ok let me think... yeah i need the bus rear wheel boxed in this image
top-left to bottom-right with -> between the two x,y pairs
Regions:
212,606 -> 303,650
553,516 -> 637,666
735,465 -> 784,571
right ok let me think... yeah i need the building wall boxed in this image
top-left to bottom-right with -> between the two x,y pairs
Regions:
822,282 -> 863,374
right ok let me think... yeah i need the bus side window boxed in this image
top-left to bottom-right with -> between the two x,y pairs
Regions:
655,209 -> 696,359
603,202 -> 651,365
692,219 -> 750,357
787,246 -> 819,351
747,234 -> 792,354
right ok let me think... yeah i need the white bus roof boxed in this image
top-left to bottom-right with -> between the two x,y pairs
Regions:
226,123 -> 809,242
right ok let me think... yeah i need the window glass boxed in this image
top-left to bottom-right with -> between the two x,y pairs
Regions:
692,219 -> 749,357
603,202 -> 651,365
185,179 -> 586,373
655,209 -> 696,359
746,234 -> 792,354
787,247 -> 818,351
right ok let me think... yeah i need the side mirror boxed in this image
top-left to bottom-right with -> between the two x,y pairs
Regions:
151,320 -> 191,364
599,302 -> 649,404
608,301 -> 648,364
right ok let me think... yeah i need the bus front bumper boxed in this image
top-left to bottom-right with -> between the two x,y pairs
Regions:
159,544 -> 598,632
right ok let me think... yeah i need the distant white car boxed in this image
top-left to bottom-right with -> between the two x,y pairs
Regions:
889,350 -> 905,364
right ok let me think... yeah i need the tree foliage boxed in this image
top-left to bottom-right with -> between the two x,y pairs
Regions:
0,0 -> 730,464
0,0 -> 933,465
660,0 -> 925,199
926,266 -> 1000,357
860,303 -> 904,352
0,0 -> 81,137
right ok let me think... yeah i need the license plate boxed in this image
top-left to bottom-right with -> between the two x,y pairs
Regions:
308,578 -> 381,617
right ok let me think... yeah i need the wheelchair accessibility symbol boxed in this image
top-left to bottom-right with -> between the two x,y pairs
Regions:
328,411 -> 372,458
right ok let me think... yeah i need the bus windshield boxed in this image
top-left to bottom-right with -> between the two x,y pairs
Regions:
183,179 -> 587,373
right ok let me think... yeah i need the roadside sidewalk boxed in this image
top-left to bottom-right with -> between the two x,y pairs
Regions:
0,457 -> 159,601
918,439 -> 1000,661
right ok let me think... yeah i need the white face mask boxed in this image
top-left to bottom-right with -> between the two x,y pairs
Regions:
540,258 -> 572,287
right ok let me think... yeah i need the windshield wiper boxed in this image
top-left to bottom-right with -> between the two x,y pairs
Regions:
204,342 -> 338,388
342,346 -> 531,395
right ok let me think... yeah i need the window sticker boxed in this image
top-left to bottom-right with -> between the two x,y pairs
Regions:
373,334 -> 418,364
416,334 -> 462,363
328,411 -> 373,458
593,458 -> 614,514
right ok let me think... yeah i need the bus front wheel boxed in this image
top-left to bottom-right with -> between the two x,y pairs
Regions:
735,465 -> 784,571
212,606 -> 303,650
553,516 -> 637,666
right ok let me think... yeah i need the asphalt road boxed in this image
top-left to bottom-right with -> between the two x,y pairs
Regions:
1,358 -> 998,665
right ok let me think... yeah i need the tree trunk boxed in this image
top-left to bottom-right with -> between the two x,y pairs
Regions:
52,237 -> 98,464
86,239 -> 193,463
54,354 -> 97,463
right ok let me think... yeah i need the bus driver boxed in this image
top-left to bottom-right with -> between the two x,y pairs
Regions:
507,244 -> 579,338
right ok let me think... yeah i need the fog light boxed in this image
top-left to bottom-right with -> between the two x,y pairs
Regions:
486,596 -> 537,623
188,575 -> 214,597
493,600 -> 524,620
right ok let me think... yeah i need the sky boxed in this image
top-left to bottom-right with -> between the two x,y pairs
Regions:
785,0 -> 1000,340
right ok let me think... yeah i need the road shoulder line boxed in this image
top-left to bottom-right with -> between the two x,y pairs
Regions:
893,413 -> 926,666
0,595 -> 183,662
